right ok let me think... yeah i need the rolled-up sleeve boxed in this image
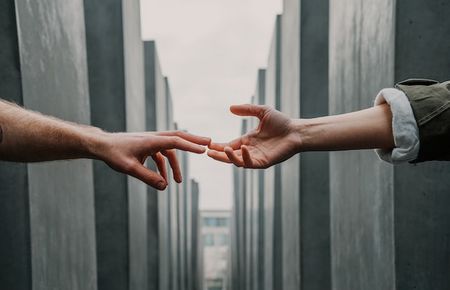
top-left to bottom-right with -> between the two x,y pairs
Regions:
374,88 -> 420,164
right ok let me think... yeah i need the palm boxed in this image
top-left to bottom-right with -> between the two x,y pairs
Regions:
208,104 -> 298,168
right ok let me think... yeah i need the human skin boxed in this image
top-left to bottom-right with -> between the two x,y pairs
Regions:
0,100 -> 210,190
207,103 -> 395,168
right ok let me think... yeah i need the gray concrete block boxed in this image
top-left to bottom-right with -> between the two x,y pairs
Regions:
231,166 -> 243,290
330,0 -> 450,289
394,1 -> 450,289
280,2 -> 301,288
329,1 -> 397,288
284,0 -> 332,289
190,180 -> 201,290
253,69 -> 266,290
165,80 -> 180,290
121,1 -> 149,289
0,2 -> 31,289
237,120 -> 248,290
144,40 -> 171,290
83,1 -> 129,289
14,0 -> 97,289
181,150 -> 191,290
262,15 -> 283,290
244,125 -> 254,290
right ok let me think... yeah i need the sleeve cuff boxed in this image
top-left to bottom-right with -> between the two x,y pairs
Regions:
374,88 -> 420,164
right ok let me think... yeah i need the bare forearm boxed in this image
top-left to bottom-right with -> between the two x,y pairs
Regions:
0,100 -> 100,162
294,103 -> 395,152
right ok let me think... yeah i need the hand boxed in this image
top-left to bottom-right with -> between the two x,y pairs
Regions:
93,131 -> 210,190
207,104 -> 300,169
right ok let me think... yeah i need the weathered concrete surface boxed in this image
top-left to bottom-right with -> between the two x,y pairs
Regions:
144,40 -> 163,290
393,1 -> 450,289
190,180 -> 201,290
144,40 -> 171,290
329,1 -> 396,289
297,0 -> 331,289
330,0 -> 450,289
244,114 -> 254,290
231,166 -> 243,290
262,15 -> 283,290
238,120 -> 248,290
252,69 -> 266,290
181,150 -> 191,290
15,0 -> 97,289
280,2 -> 301,288
122,1 -> 148,289
166,79 -> 180,290
83,0 -> 129,289
0,2 -> 30,289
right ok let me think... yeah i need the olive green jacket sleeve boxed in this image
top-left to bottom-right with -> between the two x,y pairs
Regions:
395,79 -> 450,163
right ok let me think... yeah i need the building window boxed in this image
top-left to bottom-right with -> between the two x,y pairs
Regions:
203,217 -> 229,227
204,233 -> 214,246
206,278 -> 223,290
216,233 -> 229,246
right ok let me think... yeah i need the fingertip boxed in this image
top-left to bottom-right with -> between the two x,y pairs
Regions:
229,104 -> 241,114
156,180 -> 167,191
204,137 -> 212,146
224,146 -> 233,153
241,145 -> 253,167
174,171 -> 183,183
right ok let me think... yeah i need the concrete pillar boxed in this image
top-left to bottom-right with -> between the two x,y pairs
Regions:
299,0 -> 331,288
181,150 -> 191,290
280,1 -> 301,288
282,0 -> 332,289
0,2 -> 31,289
263,15 -> 283,290
329,0 -> 450,289
83,1 -> 130,289
238,120 -> 248,290
120,1 -> 148,289
231,166 -> 242,290
250,69 -> 266,290
10,0 -> 97,289
164,79 -> 180,290
244,115 -> 254,290
144,40 -> 170,290
190,180 -> 201,290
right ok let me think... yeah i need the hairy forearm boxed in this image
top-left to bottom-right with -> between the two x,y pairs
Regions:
0,100 -> 100,162
294,103 -> 395,152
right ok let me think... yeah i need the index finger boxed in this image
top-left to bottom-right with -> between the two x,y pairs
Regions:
157,130 -> 211,146
208,137 -> 243,151
155,136 -> 207,154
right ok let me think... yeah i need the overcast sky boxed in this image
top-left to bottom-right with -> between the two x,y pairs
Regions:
140,0 -> 282,209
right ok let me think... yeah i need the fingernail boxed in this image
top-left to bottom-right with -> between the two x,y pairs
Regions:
157,181 -> 166,190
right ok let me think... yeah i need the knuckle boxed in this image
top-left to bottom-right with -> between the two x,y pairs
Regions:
171,136 -> 180,146
123,160 -> 138,173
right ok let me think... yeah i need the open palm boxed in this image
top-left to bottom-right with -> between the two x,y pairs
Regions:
208,104 -> 300,169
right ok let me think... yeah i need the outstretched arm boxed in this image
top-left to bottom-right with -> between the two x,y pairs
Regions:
207,104 -> 394,168
0,100 -> 210,190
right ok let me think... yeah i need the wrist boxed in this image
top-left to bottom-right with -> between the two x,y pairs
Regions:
290,118 -> 316,153
289,118 -> 307,153
79,126 -> 110,160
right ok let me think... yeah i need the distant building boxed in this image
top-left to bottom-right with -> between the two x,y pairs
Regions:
201,210 -> 231,290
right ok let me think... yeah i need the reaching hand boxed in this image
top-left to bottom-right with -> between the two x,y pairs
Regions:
207,104 -> 300,169
94,131 -> 210,190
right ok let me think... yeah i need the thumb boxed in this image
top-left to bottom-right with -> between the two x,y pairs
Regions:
128,162 -> 167,190
230,104 -> 268,120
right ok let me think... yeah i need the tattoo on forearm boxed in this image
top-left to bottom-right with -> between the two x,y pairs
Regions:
0,125 -> 2,144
